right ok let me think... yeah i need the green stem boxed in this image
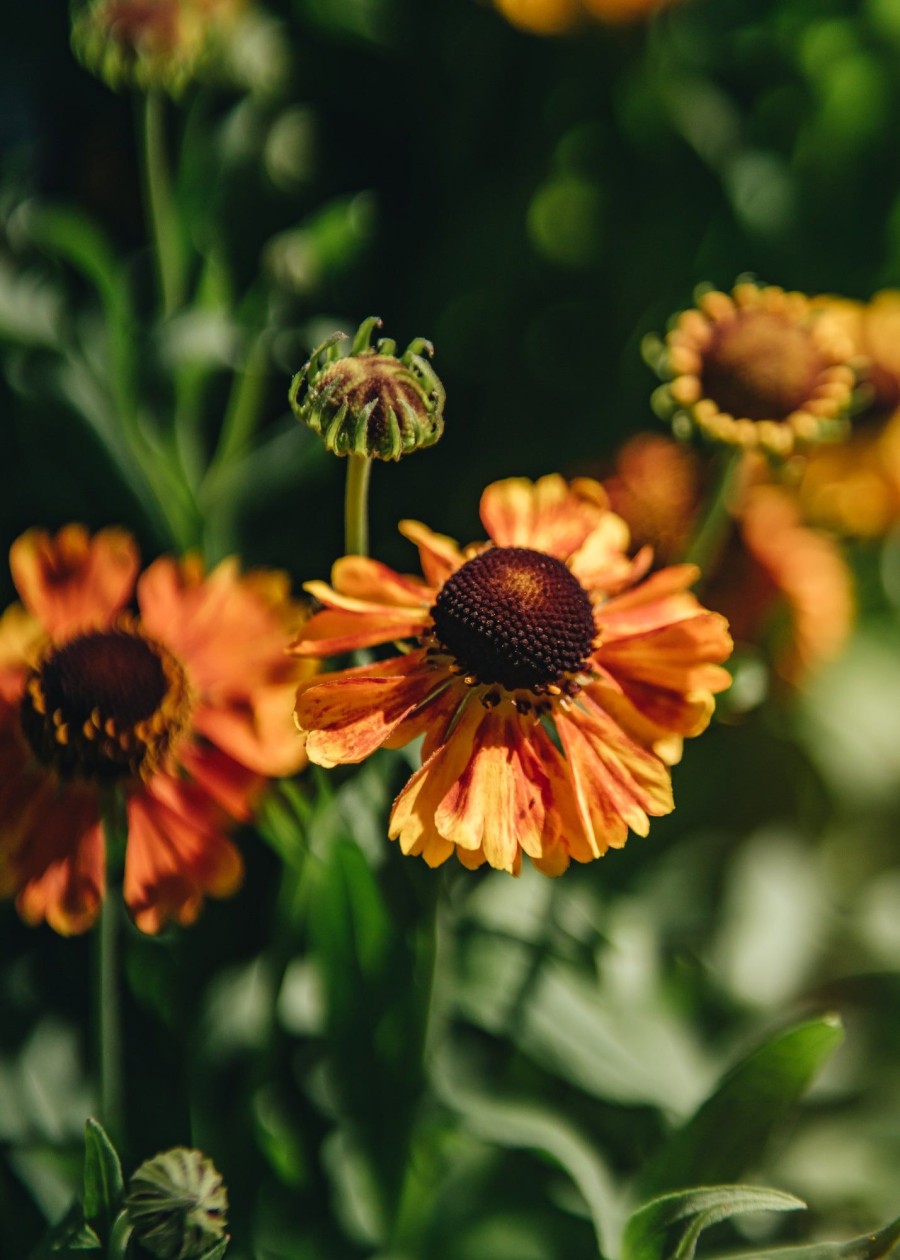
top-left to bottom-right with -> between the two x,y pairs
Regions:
344,455 -> 372,557
96,790 -> 127,1151
142,91 -> 183,319
203,332 -> 270,493
683,447 -> 744,581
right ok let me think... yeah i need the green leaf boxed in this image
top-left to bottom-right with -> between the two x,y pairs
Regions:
436,1066 -> 623,1260
705,1213 -> 900,1260
195,1240 -> 230,1260
82,1118 -> 124,1239
59,1221 -> 102,1251
622,1185 -> 806,1260
640,1015 -> 844,1196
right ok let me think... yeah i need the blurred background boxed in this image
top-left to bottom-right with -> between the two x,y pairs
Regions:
3,2 -> 900,1259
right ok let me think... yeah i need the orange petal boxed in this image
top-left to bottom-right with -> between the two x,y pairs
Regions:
479,474 -> 611,559
192,682 -> 309,778
398,520 -> 465,588
587,676 -> 715,760
10,525 -> 139,640
125,777 -> 243,934
555,702 -> 674,857
296,651 -> 444,767
289,606 -> 430,657
596,610 -> 733,694
12,784 -> 105,936
330,555 -> 435,606
178,740 -> 262,820
434,709 -> 548,871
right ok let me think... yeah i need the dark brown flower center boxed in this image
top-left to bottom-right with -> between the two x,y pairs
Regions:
702,310 -> 822,421
430,547 -> 596,691
20,624 -> 191,782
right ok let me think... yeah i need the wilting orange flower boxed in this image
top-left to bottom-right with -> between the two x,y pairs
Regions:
657,283 -> 857,458
0,525 -> 312,935
290,476 -> 732,876
602,435 -> 854,685
799,292 -> 900,536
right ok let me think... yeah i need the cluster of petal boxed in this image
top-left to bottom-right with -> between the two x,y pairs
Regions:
655,283 -> 857,458
601,435 -> 854,686
291,476 -> 732,877
0,524 -> 313,935
493,0 -> 682,33
799,293 -> 900,536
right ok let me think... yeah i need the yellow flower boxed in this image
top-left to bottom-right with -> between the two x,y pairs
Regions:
799,292 -> 900,536
656,283 -> 857,458
290,476 -> 732,875
0,525 -> 313,934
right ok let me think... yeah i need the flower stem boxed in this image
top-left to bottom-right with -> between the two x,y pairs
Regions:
344,455 -> 372,557
141,91 -> 183,319
683,447 -> 743,581
96,790 -> 127,1150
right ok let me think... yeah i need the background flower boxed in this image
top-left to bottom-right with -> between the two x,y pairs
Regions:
0,525 -> 313,934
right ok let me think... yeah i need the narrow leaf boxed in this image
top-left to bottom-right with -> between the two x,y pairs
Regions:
706,1214 -> 900,1260
82,1118 -> 124,1238
195,1239 -> 230,1260
640,1015 -> 843,1196
623,1185 -> 806,1260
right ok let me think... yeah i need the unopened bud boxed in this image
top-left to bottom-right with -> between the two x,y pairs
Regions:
289,316 -> 445,461
124,1147 -> 228,1259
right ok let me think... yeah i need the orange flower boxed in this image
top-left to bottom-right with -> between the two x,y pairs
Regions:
601,435 -> 854,685
290,476 -> 732,876
658,283 -> 857,458
708,481 -> 854,686
799,292 -> 900,536
0,525 -> 313,935
492,0 -> 681,33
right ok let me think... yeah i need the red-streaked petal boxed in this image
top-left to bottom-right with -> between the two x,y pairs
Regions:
479,474 -> 611,559
598,564 -> 703,624
587,676 -> 716,757
330,555 -> 435,606
289,606 -> 430,657
595,610 -> 733,694
0,604 -> 38,703
125,778 -> 243,934
434,708 -> 548,871
296,651 -> 444,767
10,525 -> 139,640
555,702 -> 674,856
397,520 -> 465,588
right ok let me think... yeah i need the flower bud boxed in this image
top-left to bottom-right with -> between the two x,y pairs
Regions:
124,1147 -> 228,1259
71,0 -> 245,95
289,316 -> 445,461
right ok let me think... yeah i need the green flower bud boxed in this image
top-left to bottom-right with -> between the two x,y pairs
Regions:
124,1147 -> 228,1260
289,316 -> 445,461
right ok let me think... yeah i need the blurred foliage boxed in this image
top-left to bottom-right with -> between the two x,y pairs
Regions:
4,0 -> 900,1258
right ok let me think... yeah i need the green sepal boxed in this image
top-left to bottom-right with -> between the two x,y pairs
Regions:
622,1185 -> 806,1260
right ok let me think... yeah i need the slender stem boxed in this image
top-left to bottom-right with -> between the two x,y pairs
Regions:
203,333 -> 270,493
683,447 -> 744,581
344,455 -> 372,557
96,790 -> 127,1151
142,91 -> 183,319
